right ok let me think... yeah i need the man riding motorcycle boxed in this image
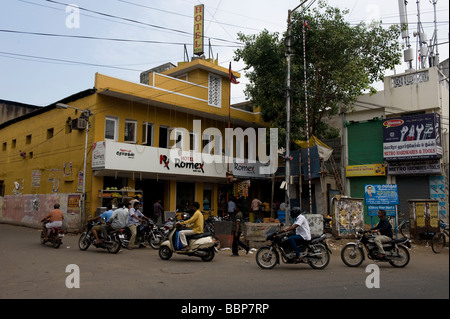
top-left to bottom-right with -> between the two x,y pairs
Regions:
177,202 -> 203,251
280,207 -> 311,262
43,203 -> 64,240
370,209 -> 393,259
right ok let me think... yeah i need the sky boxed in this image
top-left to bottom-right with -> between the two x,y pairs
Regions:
0,0 -> 448,106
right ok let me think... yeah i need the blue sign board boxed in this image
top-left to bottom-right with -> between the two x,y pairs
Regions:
364,184 -> 399,205
367,205 -> 397,217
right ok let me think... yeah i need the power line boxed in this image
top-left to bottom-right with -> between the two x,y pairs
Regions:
117,0 -> 264,32
0,29 -> 243,48
0,50 -> 144,72
44,0 -> 243,45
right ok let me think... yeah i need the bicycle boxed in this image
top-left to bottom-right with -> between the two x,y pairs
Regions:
431,220 -> 449,254
388,214 -> 410,238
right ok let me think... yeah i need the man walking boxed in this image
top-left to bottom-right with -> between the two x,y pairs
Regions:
231,205 -> 249,256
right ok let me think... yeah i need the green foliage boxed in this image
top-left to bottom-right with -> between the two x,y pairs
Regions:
234,1 -> 402,147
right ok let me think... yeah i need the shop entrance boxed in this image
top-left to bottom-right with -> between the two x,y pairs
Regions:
135,179 -> 165,219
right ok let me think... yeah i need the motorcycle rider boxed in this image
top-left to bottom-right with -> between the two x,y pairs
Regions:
88,203 -> 114,244
177,201 -> 204,251
127,201 -> 149,249
370,209 -> 393,259
281,207 -> 311,262
43,203 -> 64,240
102,203 -> 129,240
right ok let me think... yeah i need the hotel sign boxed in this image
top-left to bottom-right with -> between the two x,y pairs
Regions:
193,4 -> 204,56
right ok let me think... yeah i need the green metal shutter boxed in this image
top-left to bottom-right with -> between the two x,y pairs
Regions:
347,120 -> 384,165
347,120 -> 386,224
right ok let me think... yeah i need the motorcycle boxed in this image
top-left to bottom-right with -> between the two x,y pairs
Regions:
40,219 -> 65,249
123,219 -> 165,249
158,223 -> 218,262
255,227 -> 332,270
78,220 -> 122,254
340,229 -> 411,268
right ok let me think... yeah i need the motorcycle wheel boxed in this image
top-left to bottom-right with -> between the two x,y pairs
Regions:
308,244 -> 330,270
255,246 -> 279,269
52,238 -> 61,249
159,245 -> 173,260
389,245 -> 410,268
78,233 -> 91,250
341,244 -> 364,267
107,237 -> 121,254
40,231 -> 46,244
149,232 -> 163,249
201,248 -> 215,262
432,232 -> 446,254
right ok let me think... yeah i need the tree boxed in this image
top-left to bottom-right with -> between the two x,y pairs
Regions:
234,1 -> 402,146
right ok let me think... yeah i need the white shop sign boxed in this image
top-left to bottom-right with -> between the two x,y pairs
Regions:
92,140 -> 227,178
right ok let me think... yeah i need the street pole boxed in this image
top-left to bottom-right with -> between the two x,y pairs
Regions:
285,1 -> 308,224
285,9 -> 292,225
56,103 -> 91,230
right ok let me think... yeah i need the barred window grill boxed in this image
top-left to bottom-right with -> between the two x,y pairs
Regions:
208,73 -> 221,107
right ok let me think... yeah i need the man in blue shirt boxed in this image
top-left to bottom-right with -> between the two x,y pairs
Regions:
89,204 -> 114,244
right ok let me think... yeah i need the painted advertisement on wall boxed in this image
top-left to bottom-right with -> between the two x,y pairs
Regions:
383,113 -> 442,161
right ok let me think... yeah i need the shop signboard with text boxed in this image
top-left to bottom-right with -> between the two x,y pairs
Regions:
364,184 -> 399,206
383,113 -> 442,161
92,140 -> 227,179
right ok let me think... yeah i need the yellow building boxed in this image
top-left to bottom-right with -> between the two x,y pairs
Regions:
0,58 -> 272,230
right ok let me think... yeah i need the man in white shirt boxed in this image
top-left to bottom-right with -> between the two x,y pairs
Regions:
281,208 -> 311,262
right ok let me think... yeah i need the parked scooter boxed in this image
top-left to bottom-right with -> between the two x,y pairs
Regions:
158,223 -> 217,261
40,219 -> 65,249
78,220 -> 122,254
341,229 -> 411,268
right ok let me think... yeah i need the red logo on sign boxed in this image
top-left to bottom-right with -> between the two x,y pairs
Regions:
383,119 -> 404,128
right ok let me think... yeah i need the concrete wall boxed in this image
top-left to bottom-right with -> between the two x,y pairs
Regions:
0,193 -> 81,231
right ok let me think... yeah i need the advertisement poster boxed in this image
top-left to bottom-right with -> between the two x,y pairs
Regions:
332,197 -> 364,238
429,175 -> 447,220
383,113 -> 442,161
364,184 -> 399,205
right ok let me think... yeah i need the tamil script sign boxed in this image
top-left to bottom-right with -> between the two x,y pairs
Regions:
364,184 -> 399,205
383,113 -> 442,161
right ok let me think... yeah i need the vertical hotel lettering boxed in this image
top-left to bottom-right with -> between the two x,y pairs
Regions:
194,4 -> 204,56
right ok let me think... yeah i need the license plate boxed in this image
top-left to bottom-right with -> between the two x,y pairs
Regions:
119,235 -> 124,239
59,234 -> 64,237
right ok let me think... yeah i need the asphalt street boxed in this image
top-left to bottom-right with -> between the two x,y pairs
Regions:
0,223 -> 448,302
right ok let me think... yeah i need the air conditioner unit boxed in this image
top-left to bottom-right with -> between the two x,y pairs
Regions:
71,118 -> 87,130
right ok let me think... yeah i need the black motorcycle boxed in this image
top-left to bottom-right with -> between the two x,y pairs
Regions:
78,220 -> 122,254
255,227 -> 332,270
137,219 -> 165,249
341,229 -> 411,268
